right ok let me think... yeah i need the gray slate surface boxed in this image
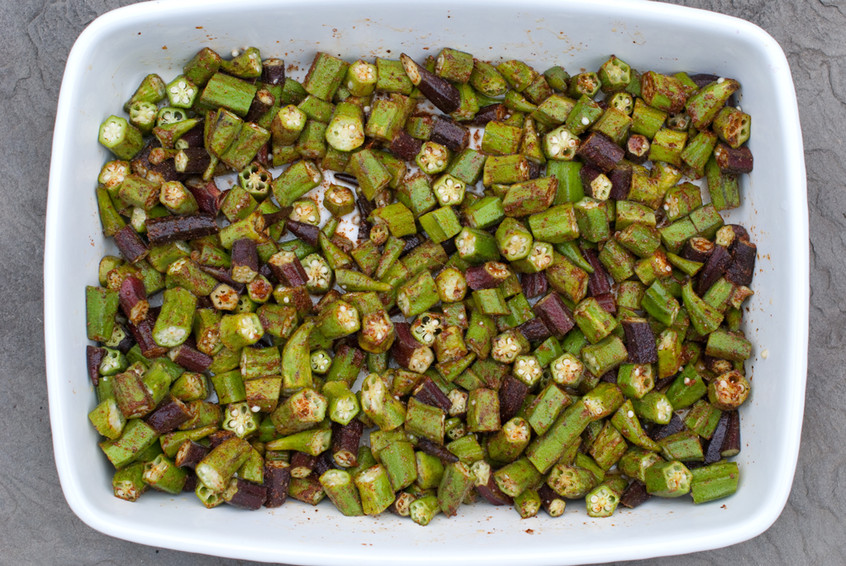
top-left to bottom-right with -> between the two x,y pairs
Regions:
1,0 -> 841,564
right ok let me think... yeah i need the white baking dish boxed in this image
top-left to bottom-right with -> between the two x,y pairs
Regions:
45,0 -> 808,563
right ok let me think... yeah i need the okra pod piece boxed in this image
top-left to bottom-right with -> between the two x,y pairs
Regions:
151,287 -> 196,348
437,461 -> 475,517
713,143 -> 754,175
191,436 -> 251,493
690,460 -> 740,504
397,270 -> 440,318
400,53 -> 461,114
330,419 -> 364,468
281,318 -> 314,392
659,429 -> 704,462
708,370 -> 751,410
269,387 -> 327,436
665,363 -> 708,410
266,428 -> 332,456
317,300 -> 360,340
143,454 -> 188,494
685,77 -> 740,129
404,396 -> 446,444
86,285 -> 119,343
344,59 -> 377,97
319,469 -> 364,516
99,115 -> 145,160
682,280 -> 724,335
321,381 -> 361,426
706,329 -> 752,362
112,462 -> 148,502
301,52 -> 349,101
713,106 -> 751,149
361,373 -> 407,431
610,399 -> 661,452
354,464 -> 396,515
573,297 -> 618,344
408,494 -> 441,526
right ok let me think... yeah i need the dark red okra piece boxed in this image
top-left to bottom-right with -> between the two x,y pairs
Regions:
594,292 -> 617,315
714,143 -> 753,174
183,472 -> 198,493
390,130 -> 423,162
401,233 -> 427,255
119,275 -> 149,325
400,53 -> 460,114
625,134 -> 650,164
681,236 -> 714,263
583,248 -> 612,297
176,148 -> 212,175
263,206 -> 292,229
261,58 -> 286,85
720,410 -> 741,458
579,164 -> 604,196
521,271 -> 548,299
146,213 -> 219,245
704,410 -> 730,464
726,239 -> 756,287
623,319 -> 658,364
332,419 -> 364,468
696,244 -> 731,295
537,483 -> 564,514
517,317 -> 551,343
620,480 -> 651,509
207,429 -> 237,449
527,160 -> 542,179
268,252 -> 309,287
245,88 -> 276,123
609,165 -> 632,200
113,225 -> 149,264
178,122 -> 206,148
413,376 -> 453,412
315,451 -> 337,477
290,452 -> 318,478
600,369 -> 618,383
86,346 -> 105,386
184,179 -> 222,215
648,412 -> 685,441
476,474 -> 513,506
499,375 -> 529,423
199,265 -> 246,293
471,103 -> 509,126
392,322 -> 433,372
286,219 -> 320,247
430,116 -> 469,151
576,132 -> 625,173
175,440 -> 210,469
225,479 -> 267,510
169,343 -> 213,373
416,436 -> 459,464
264,461 -> 292,508
231,239 -> 259,283
466,262 -> 511,290
146,396 -> 192,435
533,292 -> 575,338
688,73 -> 720,88
127,308 -> 168,358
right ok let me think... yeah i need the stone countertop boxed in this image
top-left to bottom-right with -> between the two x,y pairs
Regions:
2,1 -> 840,564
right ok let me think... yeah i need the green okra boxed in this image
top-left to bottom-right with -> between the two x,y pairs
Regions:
690,461 -> 740,504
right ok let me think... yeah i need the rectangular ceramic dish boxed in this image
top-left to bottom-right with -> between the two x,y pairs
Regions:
45,0 -> 808,563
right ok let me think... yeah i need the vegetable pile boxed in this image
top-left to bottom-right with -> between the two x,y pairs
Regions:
87,45 -> 756,523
